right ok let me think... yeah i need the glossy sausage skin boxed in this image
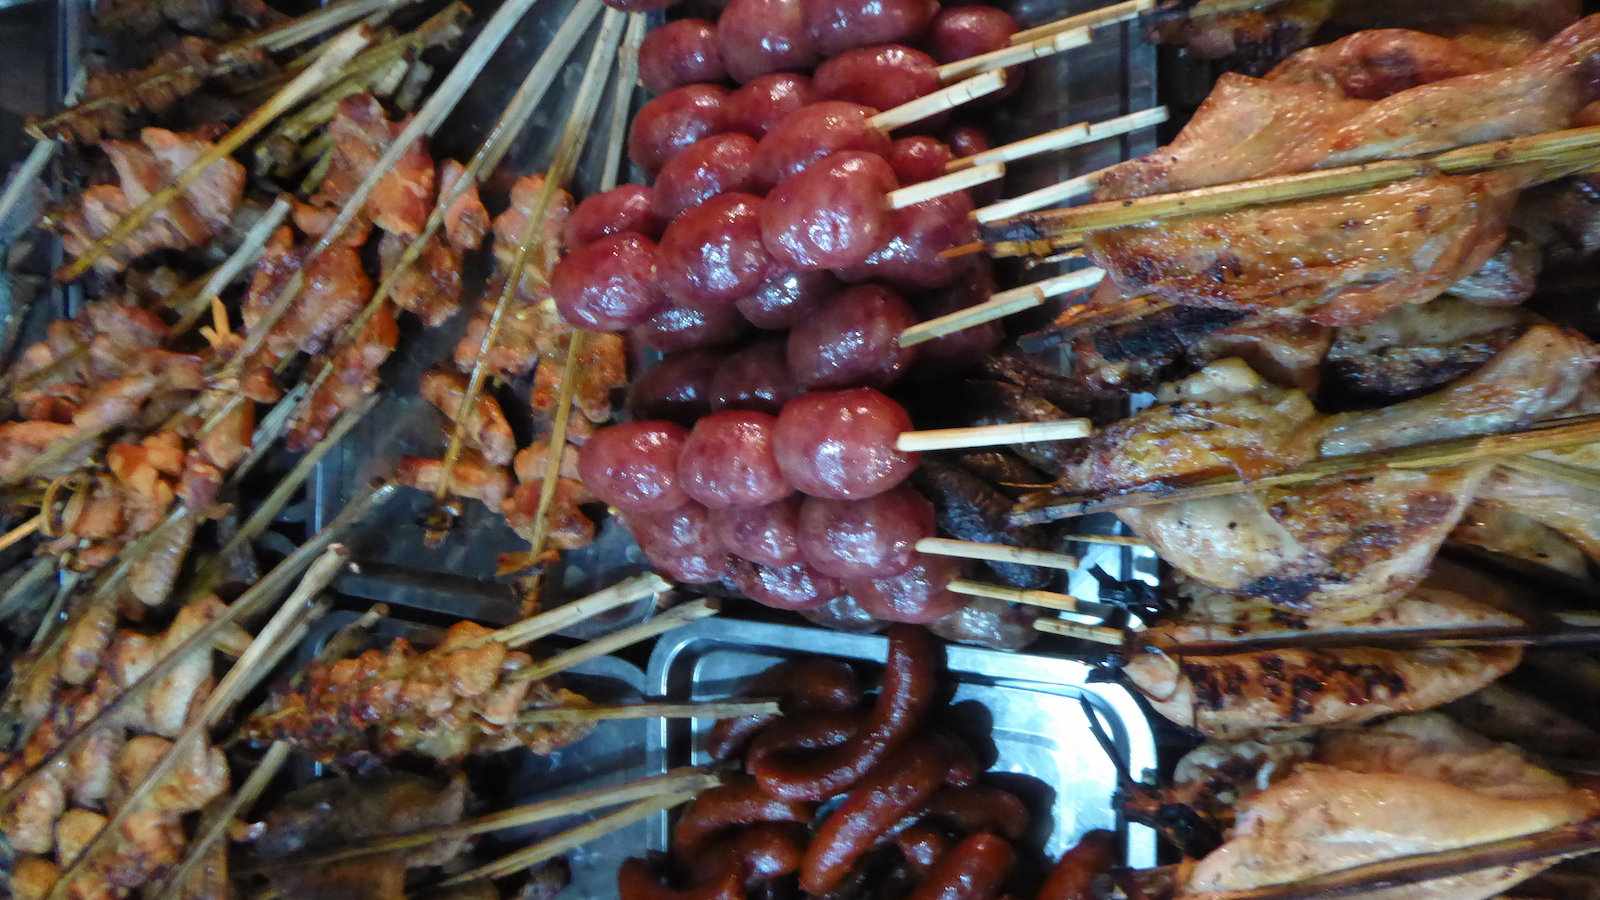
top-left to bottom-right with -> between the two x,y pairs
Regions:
744,708 -> 864,774
904,833 -> 1016,900
630,351 -> 722,425
661,192 -> 775,307
551,231 -> 668,331
729,558 -> 846,611
678,410 -> 793,508
849,552 -> 966,624
786,283 -> 920,389
1036,829 -> 1117,900
686,823 -> 808,887
726,74 -> 818,138
798,486 -> 935,577
753,102 -> 890,190
629,84 -> 730,174
925,785 -> 1030,840
578,420 -> 690,512
673,775 -> 817,858
803,0 -> 939,56
798,734 -> 951,893
710,495 -> 804,566
623,502 -> 730,583
910,259 -> 1001,376
761,151 -> 897,271
752,624 -> 939,801
895,825 -> 951,878
566,185 -> 664,246
773,387 -> 918,500
653,134 -> 759,221
889,136 -> 954,184
705,657 -> 861,759
736,268 -> 839,330
717,0 -> 816,82
815,44 -> 940,111
927,6 -> 1016,61
844,191 -> 976,289
711,339 -> 797,413
636,302 -> 751,353
640,19 -> 727,94
618,858 -> 742,900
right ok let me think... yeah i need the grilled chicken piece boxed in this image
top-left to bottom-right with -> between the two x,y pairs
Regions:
287,304 -> 399,453
438,158 -> 489,251
240,226 -> 373,402
1265,26 -> 1539,98
10,857 -> 60,900
914,460 -> 1056,589
53,127 -> 245,276
312,93 -> 434,238
1474,463 -> 1600,560
530,332 -> 627,425
492,174 -> 573,285
1321,298 -> 1531,407
1450,502 -> 1591,579
1126,582 -> 1524,738
1444,682 -> 1600,757
395,452 -> 513,510
421,369 -> 516,467
454,295 -> 572,381
1149,0 -> 1335,73
378,230 -> 464,327
502,478 -> 596,552
513,439 -> 584,486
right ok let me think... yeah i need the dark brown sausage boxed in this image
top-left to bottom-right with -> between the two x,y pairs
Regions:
924,785 -> 1030,841
1036,830 -> 1118,900
717,0 -> 816,82
629,84 -> 729,174
760,150 -> 897,271
726,73 -> 818,138
744,708 -> 864,773
752,624 -> 939,801
895,825 -> 951,879
798,734 -> 950,894
803,0 -> 938,56
706,657 -> 862,760
685,822 -> 808,887
618,858 -> 743,900
673,775 -> 817,859
640,19 -> 727,94
904,833 -> 1015,900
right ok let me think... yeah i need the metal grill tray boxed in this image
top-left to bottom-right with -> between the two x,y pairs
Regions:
295,611 -> 656,898
644,618 -> 1159,869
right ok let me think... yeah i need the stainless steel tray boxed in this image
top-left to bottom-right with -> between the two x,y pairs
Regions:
296,610 -> 656,898
644,618 -> 1159,868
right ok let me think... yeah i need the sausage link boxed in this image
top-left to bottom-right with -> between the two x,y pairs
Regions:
707,658 -> 862,760
905,833 -> 1015,900
1036,830 -> 1117,900
936,732 -> 980,788
799,734 -> 949,894
618,857 -> 743,900
924,785 -> 1030,841
753,624 -> 939,801
673,775 -> 816,859
894,825 -> 951,879
744,709 -> 864,774
687,822 -> 808,887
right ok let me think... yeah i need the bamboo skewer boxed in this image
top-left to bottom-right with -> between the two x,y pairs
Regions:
439,791 -> 701,887
473,572 -> 673,649
1034,617 -> 1127,645
869,70 -> 1008,132
45,546 -> 352,900
520,698 -> 781,724
898,267 -> 1105,347
0,483 -> 396,812
1501,454 -> 1600,493
948,107 -> 1170,173
430,8 -> 627,532
896,417 -> 1093,451
0,71 -> 85,228
917,537 -> 1079,570
948,578 -> 1085,612
240,767 -> 722,872
1013,414 -> 1600,525
975,170 -> 1102,224
982,123 -> 1600,255
149,741 -> 291,900
1009,0 -> 1155,43
57,28 -> 371,281
512,11 -> 644,579
887,163 -> 1005,209
936,26 -> 1090,82
509,598 -> 722,685
0,515 -> 41,552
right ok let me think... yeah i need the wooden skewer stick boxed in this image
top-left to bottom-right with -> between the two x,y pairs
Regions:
1012,413 -> 1600,525
475,572 -> 673,649
948,107 -> 1169,173
869,70 -> 1007,132
948,578 -> 1085,613
1034,617 -> 1127,645
0,515 -> 41,552
917,537 -> 1078,570
241,767 -> 721,872
985,123 -> 1600,250
431,8 -> 626,523
888,162 -> 1005,210
1009,0 -> 1156,43
0,71 -> 85,227
46,547 -> 350,900
439,790 -> 701,887
149,741 -> 292,900
1061,532 -> 1149,548
509,598 -> 722,685
1501,454 -> 1600,493
975,170 -> 1102,223
897,417 -> 1092,452
174,195 -> 293,332
57,27 -> 370,281
510,9 -> 644,579
899,267 -> 1105,347
937,26 -> 1089,82
520,698 -> 781,724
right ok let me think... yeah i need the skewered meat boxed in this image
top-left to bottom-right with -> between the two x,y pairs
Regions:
421,369 -> 516,468
1473,463 -> 1600,560
913,460 -> 1053,589
1180,713 -> 1597,898
244,620 -> 592,763
530,331 -> 626,426
287,305 -> 399,452
717,0 -> 817,82
395,452 -> 513,510
438,158 -> 490,251
240,226 -> 373,402
1126,580 -> 1525,738
640,19 -> 727,93
1264,23 -> 1539,96
1443,682 -> 1600,757
379,230 -> 465,327
1450,502 -> 1592,579
312,93 -> 434,238
1321,298 -> 1530,407
504,440 -> 596,553
53,127 -> 245,276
